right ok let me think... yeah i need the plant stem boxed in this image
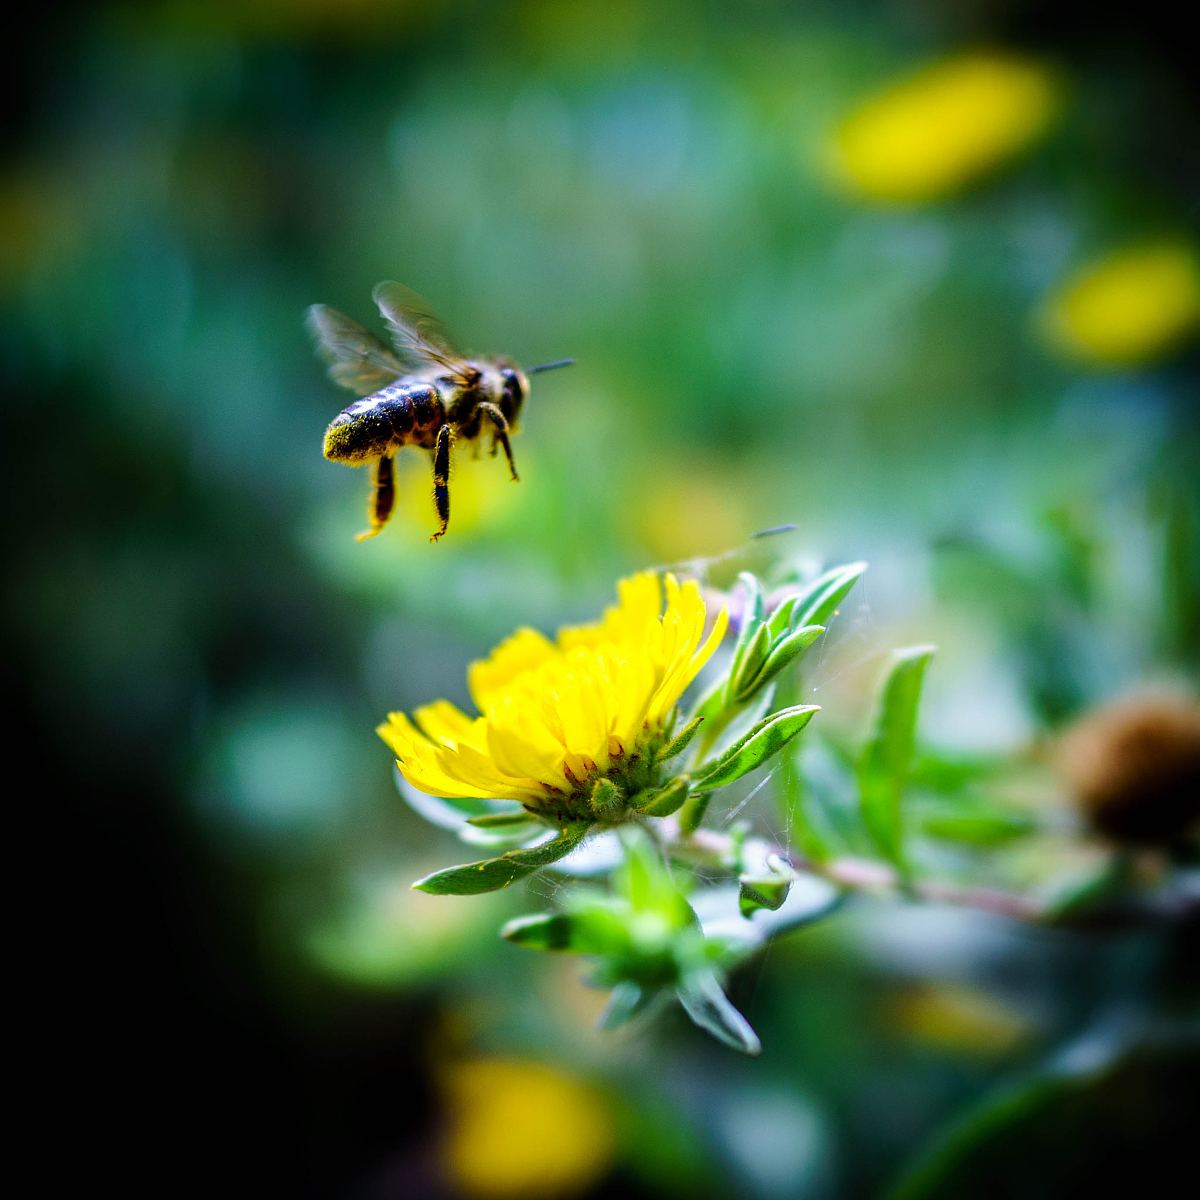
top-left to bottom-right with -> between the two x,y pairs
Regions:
681,827 -> 1045,920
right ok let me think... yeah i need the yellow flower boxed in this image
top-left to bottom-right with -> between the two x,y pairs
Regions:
442,1058 -> 614,1199
378,572 -> 727,820
828,52 -> 1058,202
1040,241 -> 1200,368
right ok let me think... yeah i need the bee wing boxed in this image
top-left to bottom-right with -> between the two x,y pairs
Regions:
306,303 -> 405,395
372,281 -> 472,378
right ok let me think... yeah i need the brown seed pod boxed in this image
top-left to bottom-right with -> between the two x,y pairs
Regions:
1056,690 -> 1200,847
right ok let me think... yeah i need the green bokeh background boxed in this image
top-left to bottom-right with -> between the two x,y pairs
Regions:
7,2 -> 1197,1197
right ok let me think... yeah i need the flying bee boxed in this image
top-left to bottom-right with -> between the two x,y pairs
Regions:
307,281 -> 573,542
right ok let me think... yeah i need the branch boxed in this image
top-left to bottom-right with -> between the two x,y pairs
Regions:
680,828 -> 1200,927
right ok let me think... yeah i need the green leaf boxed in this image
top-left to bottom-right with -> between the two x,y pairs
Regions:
731,621 -> 771,698
737,624 -> 825,698
597,981 -> 659,1030
634,775 -> 691,817
466,810 -> 538,828
918,805 -> 1036,846
677,972 -> 761,1055
856,646 -> 935,872
500,912 -> 583,951
694,705 -> 821,791
678,790 -> 713,835
693,877 -> 843,963
658,716 -> 704,761
789,561 -> 867,628
765,595 -> 799,640
412,824 -> 590,895
738,873 -> 793,916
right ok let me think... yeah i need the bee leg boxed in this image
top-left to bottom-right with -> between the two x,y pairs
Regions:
430,425 -> 453,542
356,454 -> 395,541
478,402 -> 518,482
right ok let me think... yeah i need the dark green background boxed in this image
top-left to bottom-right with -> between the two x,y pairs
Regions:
6,2 -> 1197,1197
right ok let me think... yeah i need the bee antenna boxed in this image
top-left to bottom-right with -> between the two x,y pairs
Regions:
525,358 -> 575,375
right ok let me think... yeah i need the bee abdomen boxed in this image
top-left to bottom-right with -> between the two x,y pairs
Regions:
323,381 -> 445,463
378,382 -> 444,443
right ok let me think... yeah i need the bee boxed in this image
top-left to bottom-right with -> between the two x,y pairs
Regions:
307,281 -> 573,542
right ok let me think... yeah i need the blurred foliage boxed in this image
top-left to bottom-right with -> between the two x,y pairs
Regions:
7,0 -> 1198,1197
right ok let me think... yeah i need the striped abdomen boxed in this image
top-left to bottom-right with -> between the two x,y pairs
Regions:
323,380 -> 446,463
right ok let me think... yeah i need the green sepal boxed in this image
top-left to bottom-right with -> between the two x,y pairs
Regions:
634,775 -> 691,817
856,645 -> 935,872
738,873 -> 793,917
658,716 -> 704,761
412,824 -> 590,895
735,624 -> 825,699
693,705 -> 821,791
677,972 -> 761,1055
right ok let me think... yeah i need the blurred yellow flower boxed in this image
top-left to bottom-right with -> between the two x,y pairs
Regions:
889,983 -> 1030,1056
828,52 -> 1058,202
442,1058 -> 614,1199
1041,242 -> 1200,367
378,572 -> 727,818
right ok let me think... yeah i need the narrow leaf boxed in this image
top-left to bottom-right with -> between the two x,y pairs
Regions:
597,981 -> 658,1031
856,646 -> 935,871
730,621 -> 771,700
766,595 -> 799,640
725,574 -> 766,703
678,790 -> 714,835
677,973 -> 762,1055
501,912 -> 583,951
694,705 -> 821,791
790,561 -> 867,629
467,810 -> 539,828
918,806 -> 1036,846
412,824 -> 590,895
737,624 -> 826,698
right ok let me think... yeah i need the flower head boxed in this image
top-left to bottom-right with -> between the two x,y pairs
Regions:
379,572 -> 727,821
1040,241 -> 1200,368
827,52 -> 1058,203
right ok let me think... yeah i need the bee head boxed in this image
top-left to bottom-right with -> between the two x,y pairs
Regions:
498,364 -> 528,429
